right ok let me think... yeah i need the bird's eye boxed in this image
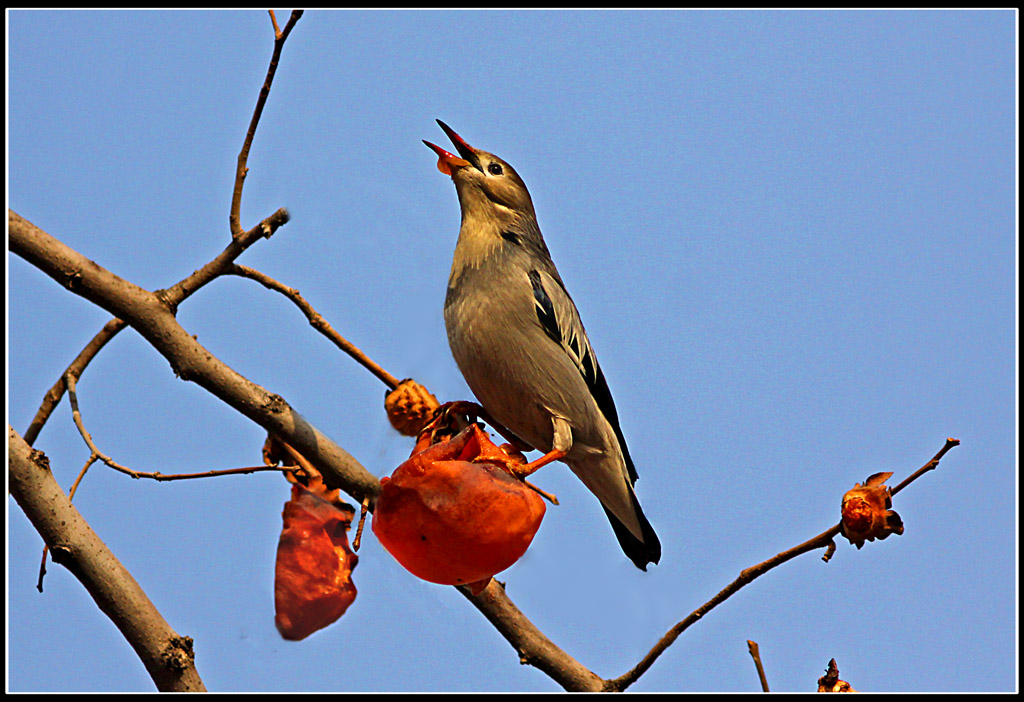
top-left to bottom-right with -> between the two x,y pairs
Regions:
487,162 -> 503,176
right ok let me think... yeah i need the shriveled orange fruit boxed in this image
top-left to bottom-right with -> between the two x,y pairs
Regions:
372,423 -> 545,586
274,483 -> 358,640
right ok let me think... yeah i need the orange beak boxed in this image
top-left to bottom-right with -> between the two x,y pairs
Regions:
424,120 -> 478,176
423,140 -> 470,176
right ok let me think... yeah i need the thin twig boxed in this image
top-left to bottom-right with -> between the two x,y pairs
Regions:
747,640 -> 770,692
524,479 -> 559,505
36,544 -> 49,593
230,10 -> 304,237
605,437 -> 959,691
277,439 -> 316,475
23,206 -> 290,448
23,318 -> 126,445
64,372 -> 298,483
37,455 -> 99,591
66,373 -> 137,478
227,263 -> 402,389
68,454 -> 99,500
890,437 -> 960,497
353,496 -> 371,551
606,525 -> 839,690
146,465 -> 301,482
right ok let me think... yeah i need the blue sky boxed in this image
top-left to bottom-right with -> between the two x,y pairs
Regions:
7,9 -> 1016,693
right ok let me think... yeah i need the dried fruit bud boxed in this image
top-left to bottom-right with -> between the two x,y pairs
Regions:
385,379 -> 441,437
372,423 -> 545,586
817,658 -> 857,692
840,471 -> 904,549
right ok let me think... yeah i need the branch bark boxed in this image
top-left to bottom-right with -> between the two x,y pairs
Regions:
9,209 -> 381,505
8,426 -> 206,692
460,580 -> 604,691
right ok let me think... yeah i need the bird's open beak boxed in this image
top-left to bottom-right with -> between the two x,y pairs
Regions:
436,120 -> 477,161
423,120 -> 479,176
423,140 -> 470,176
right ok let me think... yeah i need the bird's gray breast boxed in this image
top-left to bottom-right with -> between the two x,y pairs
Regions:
444,262 -> 592,453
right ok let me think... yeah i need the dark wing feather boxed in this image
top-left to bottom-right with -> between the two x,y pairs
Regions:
527,268 -> 638,484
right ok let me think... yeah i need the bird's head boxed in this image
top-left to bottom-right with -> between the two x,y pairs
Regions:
424,120 -> 537,229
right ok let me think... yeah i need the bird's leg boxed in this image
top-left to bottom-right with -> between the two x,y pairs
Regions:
514,448 -> 567,478
513,415 -> 572,478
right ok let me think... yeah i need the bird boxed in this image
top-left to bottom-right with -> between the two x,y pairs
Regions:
423,120 -> 661,570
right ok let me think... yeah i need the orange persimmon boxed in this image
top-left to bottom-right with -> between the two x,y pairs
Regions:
372,423 -> 545,587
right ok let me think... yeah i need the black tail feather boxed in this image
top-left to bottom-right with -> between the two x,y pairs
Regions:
603,490 -> 661,571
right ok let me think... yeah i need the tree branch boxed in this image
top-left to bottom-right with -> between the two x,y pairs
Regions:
8,426 -> 206,692
227,263 -> 402,389
9,209 -> 963,691
605,436 -> 960,691
21,207 -> 291,448
230,10 -> 304,237
9,208 -> 603,691
460,579 -> 605,691
9,209 -> 380,505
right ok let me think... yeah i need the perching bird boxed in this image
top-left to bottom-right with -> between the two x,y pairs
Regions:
423,120 -> 661,570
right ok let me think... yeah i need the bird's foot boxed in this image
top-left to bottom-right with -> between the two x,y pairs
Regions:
512,448 -> 567,478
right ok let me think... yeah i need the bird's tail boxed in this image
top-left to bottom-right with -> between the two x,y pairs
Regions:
603,488 -> 661,571
567,455 -> 662,570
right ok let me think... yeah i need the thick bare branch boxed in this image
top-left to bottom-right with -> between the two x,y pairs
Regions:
460,579 -> 604,691
9,209 -> 381,505
8,426 -> 206,692
21,208 -> 290,447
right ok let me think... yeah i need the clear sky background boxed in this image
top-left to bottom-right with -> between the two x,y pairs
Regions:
6,9 -> 1017,693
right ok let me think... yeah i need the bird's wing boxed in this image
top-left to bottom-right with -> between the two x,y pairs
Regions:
526,268 -> 638,483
